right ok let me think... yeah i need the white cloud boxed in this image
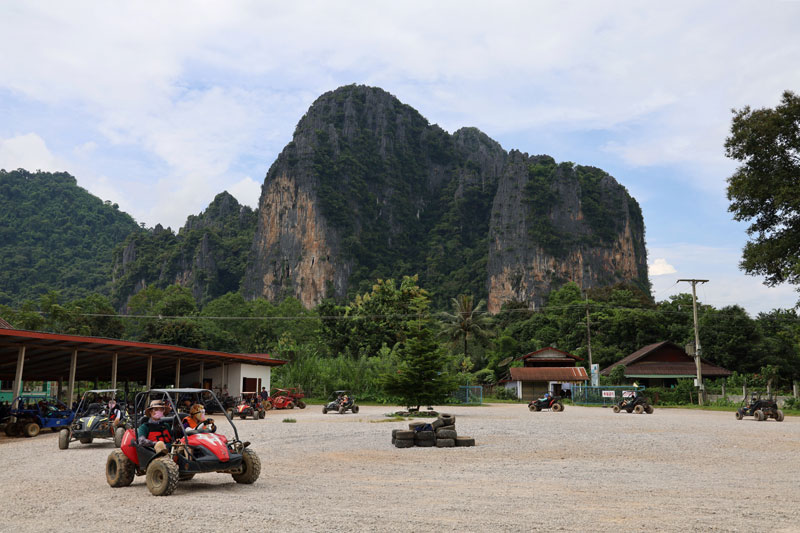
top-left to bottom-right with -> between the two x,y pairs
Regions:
649,258 -> 677,276
227,176 -> 262,210
0,133 -> 63,172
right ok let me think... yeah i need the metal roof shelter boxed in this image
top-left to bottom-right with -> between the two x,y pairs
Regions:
0,327 -> 286,404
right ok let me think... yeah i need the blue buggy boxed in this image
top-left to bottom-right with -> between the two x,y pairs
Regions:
2,395 -> 74,438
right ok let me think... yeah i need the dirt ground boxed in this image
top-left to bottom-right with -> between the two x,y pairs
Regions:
0,403 -> 798,532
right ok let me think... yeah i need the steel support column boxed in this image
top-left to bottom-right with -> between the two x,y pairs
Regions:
174,358 -> 181,388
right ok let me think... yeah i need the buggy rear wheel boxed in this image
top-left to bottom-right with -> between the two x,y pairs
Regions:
322,407 -> 328,414
288,402 -> 295,409
106,450 -> 135,487
146,456 -> 180,496
297,401 -> 306,409
735,411 -> 743,420
23,422 -> 41,437
633,405 -> 644,414
352,405 -> 359,414
58,429 -> 70,449
612,405 -> 621,413
754,410 -> 764,421
232,448 -> 261,484
775,410 -> 785,422
5,422 -> 20,437
552,402 -> 563,412
645,405 -> 654,414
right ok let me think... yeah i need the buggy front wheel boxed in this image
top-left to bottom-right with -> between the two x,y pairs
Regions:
775,410 -> 784,422
232,448 -> 261,484
645,405 -> 654,414
322,407 -> 328,414
735,411 -> 743,420
23,422 -> 40,437
352,405 -> 359,414
754,410 -> 764,421
106,450 -> 135,487
58,429 -> 70,449
633,405 -> 644,414
146,456 -> 180,496
612,405 -> 621,413
552,403 -> 563,412
297,401 -> 306,409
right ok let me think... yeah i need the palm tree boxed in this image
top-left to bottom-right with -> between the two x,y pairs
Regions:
440,294 -> 494,359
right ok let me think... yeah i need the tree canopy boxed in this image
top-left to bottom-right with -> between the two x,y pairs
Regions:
725,90 -> 800,290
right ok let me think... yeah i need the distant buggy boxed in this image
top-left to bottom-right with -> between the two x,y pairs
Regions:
612,391 -> 654,414
322,390 -> 359,414
736,392 -> 784,422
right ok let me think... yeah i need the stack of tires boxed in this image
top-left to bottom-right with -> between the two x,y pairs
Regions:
392,413 -> 475,448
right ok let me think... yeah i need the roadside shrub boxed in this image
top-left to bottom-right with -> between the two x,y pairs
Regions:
492,386 -> 519,401
782,396 -> 799,410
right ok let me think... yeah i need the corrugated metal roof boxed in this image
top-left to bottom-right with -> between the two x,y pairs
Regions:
509,366 -> 589,381
522,346 -> 583,362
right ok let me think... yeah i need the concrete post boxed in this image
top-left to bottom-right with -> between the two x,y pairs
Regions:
12,346 -> 26,408
199,361 -> 204,388
67,349 -> 78,407
721,381 -> 726,401
146,356 -> 153,390
794,380 -> 798,399
174,358 -> 181,388
111,353 -> 118,389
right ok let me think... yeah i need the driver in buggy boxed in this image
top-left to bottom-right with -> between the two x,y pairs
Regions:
108,398 -> 123,434
137,400 -> 173,454
182,403 -> 216,433
537,391 -> 552,404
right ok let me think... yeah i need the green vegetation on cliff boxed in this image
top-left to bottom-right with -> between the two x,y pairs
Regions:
0,169 -> 141,305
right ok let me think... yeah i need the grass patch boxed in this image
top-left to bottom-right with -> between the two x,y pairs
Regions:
370,417 -> 409,423
282,418 -> 297,423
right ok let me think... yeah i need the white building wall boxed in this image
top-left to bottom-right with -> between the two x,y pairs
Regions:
180,363 -> 271,397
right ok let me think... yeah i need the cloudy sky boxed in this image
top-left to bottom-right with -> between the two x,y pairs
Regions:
1,1 -> 799,315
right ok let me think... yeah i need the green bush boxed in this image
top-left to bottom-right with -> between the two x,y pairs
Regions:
491,386 -> 519,401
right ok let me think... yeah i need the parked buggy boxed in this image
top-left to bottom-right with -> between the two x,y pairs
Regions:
228,392 -> 265,420
322,390 -> 359,414
735,392 -> 784,421
2,395 -> 73,438
267,388 -> 297,410
105,388 -> 260,496
528,393 -> 564,412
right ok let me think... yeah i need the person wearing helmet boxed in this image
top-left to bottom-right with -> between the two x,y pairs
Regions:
107,398 -> 123,434
182,404 -> 216,433
137,400 -> 173,454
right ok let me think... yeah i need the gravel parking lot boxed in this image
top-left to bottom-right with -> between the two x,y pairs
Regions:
1,403 -> 798,532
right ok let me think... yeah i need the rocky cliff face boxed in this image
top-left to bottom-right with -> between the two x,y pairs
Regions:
243,84 -> 648,311
113,191 -> 257,308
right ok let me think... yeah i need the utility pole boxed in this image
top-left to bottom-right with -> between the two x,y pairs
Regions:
678,279 -> 708,406
585,293 -> 593,369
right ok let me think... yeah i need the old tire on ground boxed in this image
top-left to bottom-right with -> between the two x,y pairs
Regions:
436,429 -> 457,440
233,448 -> 261,484
436,425 -> 456,434
455,436 -> 475,447
114,427 -> 125,448
436,438 -> 456,448
352,405 -> 359,414
414,431 -> 435,442
612,405 -> 621,413
431,418 -> 444,430
395,430 -> 415,440
79,436 -> 93,444
146,456 -> 180,496
633,405 -> 644,414
415,439 -> 435,447
439,414 -> 455,426
775,410 -> 785,422
754,410 -> 764,421
23,422 -> 40,438
392,429 -> 401,440
58,429 -> 70,449
735,410 -> 743,420
394,439 -> 414,448
106,450 -> 135,487
322,407 -> 328,414
297,401 -> 306,409
552,403 -> 564,412
645,405 -> 654,414
179,472 -> 196,481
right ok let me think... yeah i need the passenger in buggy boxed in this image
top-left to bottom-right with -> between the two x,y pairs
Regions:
182,403 -> 216,433
137,400 -> 173,454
